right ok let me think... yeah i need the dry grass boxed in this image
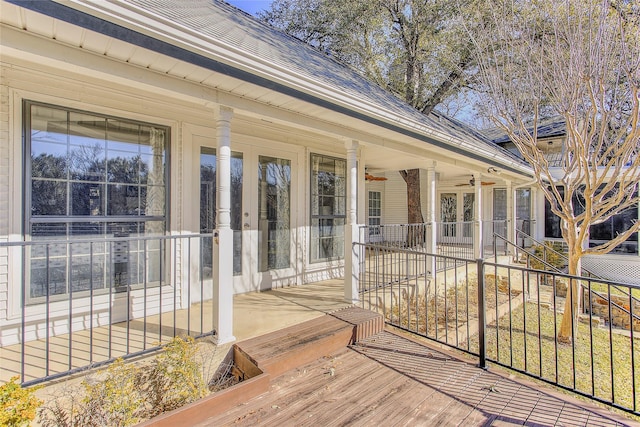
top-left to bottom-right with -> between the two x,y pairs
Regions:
385,275 -> 519,350
385,277 -> 640,415
470,303 -> 640,413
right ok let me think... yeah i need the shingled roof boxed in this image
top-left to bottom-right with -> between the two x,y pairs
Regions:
8,0 -> 531,173
484,118 -> 567,144
126,0 -> 529,168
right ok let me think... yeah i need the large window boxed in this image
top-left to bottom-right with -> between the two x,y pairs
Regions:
544,185 -> 638,254
25,101 -> 169,300
310,154 -> 346,263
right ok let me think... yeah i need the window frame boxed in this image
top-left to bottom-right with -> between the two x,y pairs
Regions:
309,153 -> 346,263
368,191 -> 382,235
23,100 -> 171,302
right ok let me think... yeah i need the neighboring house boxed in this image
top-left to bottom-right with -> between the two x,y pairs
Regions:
487,119 -> 640,284
0,0 -> 535,350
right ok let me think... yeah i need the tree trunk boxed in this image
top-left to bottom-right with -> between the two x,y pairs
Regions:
399,169 -> 424,247
557,255 -> 582,343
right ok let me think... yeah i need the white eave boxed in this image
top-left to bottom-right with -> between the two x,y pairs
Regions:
2,0 -> 534,178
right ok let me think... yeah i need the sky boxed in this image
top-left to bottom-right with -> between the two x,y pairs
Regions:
226,0 -> 272,16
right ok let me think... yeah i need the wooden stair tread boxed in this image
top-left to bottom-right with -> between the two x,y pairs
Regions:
238,316 -> 348,355
234,307 -> 385,378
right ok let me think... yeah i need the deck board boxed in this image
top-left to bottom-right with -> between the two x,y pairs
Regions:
197,330 -> 635,427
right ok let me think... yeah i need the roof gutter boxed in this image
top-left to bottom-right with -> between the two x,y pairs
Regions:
8,0 -> 533,178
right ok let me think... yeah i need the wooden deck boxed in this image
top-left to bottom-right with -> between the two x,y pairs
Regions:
197,328 -> 636,427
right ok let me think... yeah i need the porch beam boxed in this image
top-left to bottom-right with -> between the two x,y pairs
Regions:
344,139 -> 360,304
213,105 -> 236,345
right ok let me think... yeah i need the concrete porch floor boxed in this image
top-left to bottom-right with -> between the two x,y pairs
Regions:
0,279 -> 351,385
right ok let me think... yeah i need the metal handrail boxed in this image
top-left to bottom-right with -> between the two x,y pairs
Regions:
359,240 -> 640,415
494,232 -> 640,323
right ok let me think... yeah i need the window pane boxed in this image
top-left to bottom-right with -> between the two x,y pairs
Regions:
259,156 -> 291,271
107,184 -> 141,216
516,188 -> 531,220
32,180 -> 67,216
32,142 -> 68,179
71,183 -> 104,216
107,150 -> 141,184
310,154 -> 346,263
30,104 -> 68,145
70,143 -> 106,182
68,112 -> 107,182
493,189 -> 507,220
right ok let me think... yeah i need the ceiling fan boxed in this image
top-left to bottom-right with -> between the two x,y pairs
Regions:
455,176 -> 495,187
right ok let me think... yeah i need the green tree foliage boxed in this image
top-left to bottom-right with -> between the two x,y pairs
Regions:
260,0 -> 483,115
261,0 -> 502,222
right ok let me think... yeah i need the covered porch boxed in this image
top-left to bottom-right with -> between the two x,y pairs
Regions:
0,279 -> 350,386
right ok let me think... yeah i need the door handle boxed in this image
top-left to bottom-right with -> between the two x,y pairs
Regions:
244,223 -> 250,229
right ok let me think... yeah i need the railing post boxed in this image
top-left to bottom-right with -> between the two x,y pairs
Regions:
477,258 -> 487,370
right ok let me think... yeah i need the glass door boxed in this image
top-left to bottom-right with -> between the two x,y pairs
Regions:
257,156 -> 291,272
440,193 -> 457,242
462,192 -> 475,241
197,142 -> 297,292
199,148 -> 244,276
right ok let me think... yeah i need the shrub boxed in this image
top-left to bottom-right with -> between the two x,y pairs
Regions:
529,242 -> 566,271
39,337 -> 210,426
0,376 -> 42,427
139,336 -> 208,419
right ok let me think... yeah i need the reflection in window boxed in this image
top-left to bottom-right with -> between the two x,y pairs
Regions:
25,101 -> 168,301
544,185 -> 638,254
310,154 -> 346,263
199,148 -> 243,276
259,156 -> 291,271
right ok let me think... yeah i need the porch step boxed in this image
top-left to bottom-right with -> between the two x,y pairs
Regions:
329,306 -> 385,343
234,307 -> 384,378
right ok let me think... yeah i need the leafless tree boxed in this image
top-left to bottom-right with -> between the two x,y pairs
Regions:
468,0 -> 640,342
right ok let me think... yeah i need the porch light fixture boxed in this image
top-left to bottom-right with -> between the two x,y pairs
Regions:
487,167 -> 501,174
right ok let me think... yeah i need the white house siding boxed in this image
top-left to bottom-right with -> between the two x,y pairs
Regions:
382,171 -> 408,224
0,61 -> 197,345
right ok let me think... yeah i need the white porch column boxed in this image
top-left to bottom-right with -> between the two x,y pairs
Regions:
474,174 -> 484,259
213,105 -> 236,345
506,180 -> 515,252
530,186 -> 539,242
426,162 -> 437,277
344,140 -> 360,303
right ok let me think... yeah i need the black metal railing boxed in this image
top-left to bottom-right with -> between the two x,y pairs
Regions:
357,242 -> 640,416
360,222 -> 475,264
0,233 -> 215,386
